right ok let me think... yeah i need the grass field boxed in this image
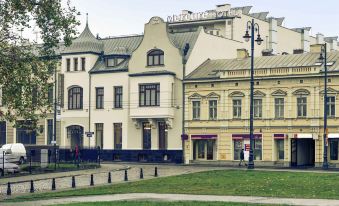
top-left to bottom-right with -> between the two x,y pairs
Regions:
54,201 -> 280,206
6,169 -> 339,202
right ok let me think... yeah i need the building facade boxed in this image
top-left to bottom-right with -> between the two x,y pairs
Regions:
184,46 -> 339,167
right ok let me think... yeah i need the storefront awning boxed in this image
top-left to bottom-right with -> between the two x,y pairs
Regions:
293,133 -> 314,139
232,134 -> 262,140
274,134 -> 285,140
191,134 -> 217,140
328,133 -> 339,139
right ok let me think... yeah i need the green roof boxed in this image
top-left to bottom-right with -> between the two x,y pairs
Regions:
187,51 -> 339,80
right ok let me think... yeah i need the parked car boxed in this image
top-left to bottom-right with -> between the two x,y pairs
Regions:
0,143 -> 27,164
0,158 -> 20,176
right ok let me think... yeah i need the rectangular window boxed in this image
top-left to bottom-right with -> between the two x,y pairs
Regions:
95,123 -> 104,149
0,121 -> 6,145
114,123 -> 122,150
254,99 -> 262,118
96,87 -> 104,109
73,58 -> 78,71
192,101 -> 200,120
276,139 -> 284,160
330,139 -> 339,160
114,86 -> 123,108
254,139 -> 262,160
275,98 -> 284,119
81,58 -> 86,71
139,84 -> 160,107
297,97 -> 307,117
47,119 -> 53,145
48,85 -> 54,104
233,99 -> 242,119
327,96 -> 335,117
66,58 -> 71,71
209,100 -> 217,120
16,121 -> 36,144
107,58 -> 115,67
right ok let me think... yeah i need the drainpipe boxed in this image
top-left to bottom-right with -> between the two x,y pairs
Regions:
182,43 -> 190,164
88,73 -> 92,149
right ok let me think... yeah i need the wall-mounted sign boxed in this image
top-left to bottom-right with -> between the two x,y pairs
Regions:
167,9 -> 241,23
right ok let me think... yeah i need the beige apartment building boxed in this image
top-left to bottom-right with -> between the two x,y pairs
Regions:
184,46 -> 339,167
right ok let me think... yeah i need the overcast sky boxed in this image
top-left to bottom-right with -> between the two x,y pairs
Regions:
69,0 -> 338,38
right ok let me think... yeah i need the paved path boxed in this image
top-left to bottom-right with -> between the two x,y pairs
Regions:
2,193 -> 339,206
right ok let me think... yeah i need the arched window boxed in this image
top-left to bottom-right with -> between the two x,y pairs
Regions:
147,49 -> 164,66
68,87 -> 83,110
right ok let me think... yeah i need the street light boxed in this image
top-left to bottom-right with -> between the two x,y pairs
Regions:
243,19 -> 263,169
319,44 -> 329,170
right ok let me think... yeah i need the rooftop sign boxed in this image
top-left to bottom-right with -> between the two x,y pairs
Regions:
167,9 -> 241,23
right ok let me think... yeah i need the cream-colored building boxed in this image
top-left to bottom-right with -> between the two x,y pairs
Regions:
184,46 -> 339,167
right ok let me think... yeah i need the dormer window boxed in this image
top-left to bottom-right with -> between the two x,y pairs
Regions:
147,49 -> 164,66
106,57 -> 125,67
73,58 -> 78,71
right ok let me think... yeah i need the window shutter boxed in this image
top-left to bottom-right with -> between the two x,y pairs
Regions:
58,74 -> 64,107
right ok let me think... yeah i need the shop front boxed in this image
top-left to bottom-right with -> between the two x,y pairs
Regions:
232,134 -> 262,161
273,134 -> 286,161
192,135 -> 217,161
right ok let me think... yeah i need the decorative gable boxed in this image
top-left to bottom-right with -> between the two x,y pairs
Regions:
229,91 -> 245,97
320,87 -> 339,95
253,90 -> 266,97
271,89 -> 287,96
293,89 -> 310,96
188,93 -> 203,99
206,92 -> 220,99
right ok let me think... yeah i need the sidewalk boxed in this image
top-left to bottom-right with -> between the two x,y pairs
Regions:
2,193 -> 339,206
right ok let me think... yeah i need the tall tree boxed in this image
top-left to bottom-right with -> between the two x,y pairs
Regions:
0,0 -> 79,129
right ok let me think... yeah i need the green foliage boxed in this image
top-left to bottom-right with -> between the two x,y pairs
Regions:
0,0 -> 79,129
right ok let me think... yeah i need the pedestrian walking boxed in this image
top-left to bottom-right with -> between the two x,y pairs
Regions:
239,149 -> 247,166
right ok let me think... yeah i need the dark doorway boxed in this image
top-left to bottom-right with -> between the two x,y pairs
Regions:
142,122 -> 151,150
158,122 -> 167,150
291,139 -> 315,167
67,125 -> 84,149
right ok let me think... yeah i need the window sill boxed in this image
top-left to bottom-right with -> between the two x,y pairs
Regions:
67,109 -> 83,111
139,106 -> 161,108
112,107 -> 123,110
66,70 -> 86,73
146,64 -> 165,68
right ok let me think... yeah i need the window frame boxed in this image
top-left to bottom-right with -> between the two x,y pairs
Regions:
95,123 -> 104,149
274,98 -> 285,119
192,100 -> 201,120
297,97 -> 307,117
254,98 -> 263,119
81,57 -> 86,71
96,87 -> 104,109
114,86 -> 123,109
73,58 -> 78,71
139,84 -> 160,107
233,99 -> 242,119
147,49 -> 164,66
66,58 -> 71,72
68,87 -> 83,110
209,99 -> 218,120
326,96 -> 336,118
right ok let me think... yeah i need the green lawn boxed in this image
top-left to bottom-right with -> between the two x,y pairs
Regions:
55,201 -> 280,206
6,169 -> 339,202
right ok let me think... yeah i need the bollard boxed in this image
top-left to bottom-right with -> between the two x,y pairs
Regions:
90,174 -> 94,186
154,167 -> 158,177
30,180 -> 34,193
124,169 -> 128,181
52,178 -> 56,191
6,182 -> 11,196
140,168 -> 144,179
108,172 -> 112,184
72,176 -> 76,188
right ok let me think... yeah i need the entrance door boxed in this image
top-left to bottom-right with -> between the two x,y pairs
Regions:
207,140 -> 214,160
142,122 -> 151,150
193,140 -> 215,160
67,125 -> 84,149
158,122 -> 167,150
291,139 -> 315,167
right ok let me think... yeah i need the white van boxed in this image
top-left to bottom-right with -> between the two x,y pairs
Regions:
0,143 -> 27,164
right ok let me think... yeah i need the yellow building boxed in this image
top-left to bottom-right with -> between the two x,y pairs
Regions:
184,45 -> 339,168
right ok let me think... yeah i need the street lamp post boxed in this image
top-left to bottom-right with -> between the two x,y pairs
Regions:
319,44 -> 329,170
243,19 -> 263,169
